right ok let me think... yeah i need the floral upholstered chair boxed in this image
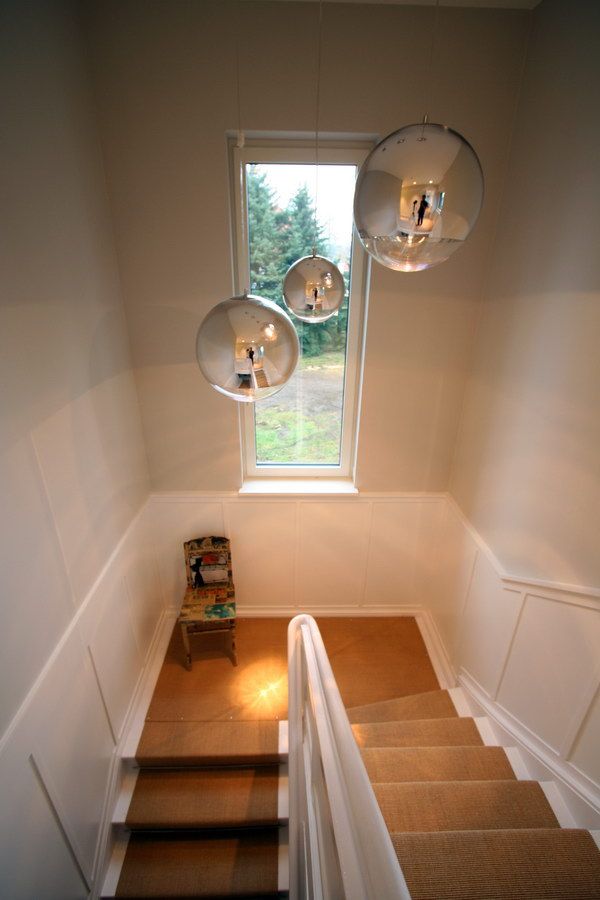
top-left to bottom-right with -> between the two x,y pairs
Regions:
178,536 -> 237,669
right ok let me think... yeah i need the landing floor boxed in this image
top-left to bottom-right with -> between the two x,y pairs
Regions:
145,616 -> 439,723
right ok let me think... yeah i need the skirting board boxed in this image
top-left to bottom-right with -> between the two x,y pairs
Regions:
235,605 -> 423,618
91,608 -> 177,900
459,669 -> 600,829
415,609 -> 457,691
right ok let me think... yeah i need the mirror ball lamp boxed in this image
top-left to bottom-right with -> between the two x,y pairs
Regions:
196,293 -> 299,402
354,122 -> 484,272
283,253 -> 345,323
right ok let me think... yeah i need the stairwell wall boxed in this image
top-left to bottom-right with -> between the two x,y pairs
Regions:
439,0 -> 600,821
0,3 -> 168,897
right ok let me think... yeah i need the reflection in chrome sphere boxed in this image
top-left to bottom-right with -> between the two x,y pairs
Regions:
196,293 -> 299,402
354,123 -> 484,272
283,254 -> 345,323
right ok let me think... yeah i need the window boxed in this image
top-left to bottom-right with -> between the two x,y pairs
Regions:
231,140 -> 368,479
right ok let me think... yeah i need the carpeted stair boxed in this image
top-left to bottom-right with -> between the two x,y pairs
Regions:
347,688 -> 600,899
106,720 -> 285,898
106,687 -> 600,898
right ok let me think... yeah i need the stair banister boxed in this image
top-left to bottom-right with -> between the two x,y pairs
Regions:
288,614 -> 411,900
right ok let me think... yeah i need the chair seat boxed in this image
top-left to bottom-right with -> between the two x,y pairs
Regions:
179,587 -> 236,624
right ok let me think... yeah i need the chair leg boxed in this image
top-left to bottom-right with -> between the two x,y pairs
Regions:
230,622 -> 238,667
180,622 -> 192,670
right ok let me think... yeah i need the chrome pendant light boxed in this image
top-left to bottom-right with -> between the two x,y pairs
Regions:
283,0 -> 344,323
353,1 -> 484,272
196,5 -> 299,402
196,292 -> 299,403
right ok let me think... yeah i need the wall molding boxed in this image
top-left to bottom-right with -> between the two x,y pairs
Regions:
459,669 -> 600,820
91,607 -> 177,899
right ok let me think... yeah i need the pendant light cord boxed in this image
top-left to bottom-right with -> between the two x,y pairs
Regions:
421,0 -> 440,137
313,0 -> 324,256
234,1 -> 249,295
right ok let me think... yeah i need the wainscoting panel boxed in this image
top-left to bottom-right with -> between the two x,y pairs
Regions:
227,502 -> 297,608
0,501 -> 169,898
571,687 -> 600,787
89,576 -> 143,742
364,501 -> 423,607
496,593 -> 600,754
455,552 -> 524,698
298,502 -> 371,608
428,502 -> 478,664
0,752 -> 87,899
429,497 -> 600,816
29,628 -> 115,880
148,493 -> 446,614
150,498 -> 226,609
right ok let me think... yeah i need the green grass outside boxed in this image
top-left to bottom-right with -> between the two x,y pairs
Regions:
256,349 -> 346,465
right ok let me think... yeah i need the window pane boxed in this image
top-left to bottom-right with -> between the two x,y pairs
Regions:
246,162 -> 356,466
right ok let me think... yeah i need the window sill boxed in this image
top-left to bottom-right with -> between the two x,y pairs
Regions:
239,478 -> 358,496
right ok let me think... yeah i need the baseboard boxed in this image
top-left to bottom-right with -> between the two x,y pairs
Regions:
91,608 -> 177,899
235,605 -> 423,618
459,669 -> 600,828
415,610 -> 457,690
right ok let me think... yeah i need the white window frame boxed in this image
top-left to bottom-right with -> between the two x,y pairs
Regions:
230,138 -> 370,480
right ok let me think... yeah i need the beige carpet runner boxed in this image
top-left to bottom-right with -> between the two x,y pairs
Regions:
110,687 -> 600,898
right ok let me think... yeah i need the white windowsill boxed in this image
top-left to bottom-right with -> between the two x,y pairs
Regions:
239,479 -> 358,496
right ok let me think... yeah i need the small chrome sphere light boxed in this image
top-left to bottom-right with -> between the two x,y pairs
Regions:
196,293 -> 299,402
354,121 -> 484,272
283,253 -> 345,323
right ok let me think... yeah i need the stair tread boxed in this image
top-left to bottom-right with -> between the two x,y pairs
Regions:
136,720 -> 281,767
352,716 -> 482,748
113,829 -> 281,898
372,780 -> 559,833
362,745 -> 516,782
347,690 -> 458,724
392,828 -> 600,899
126,767 -> 282,830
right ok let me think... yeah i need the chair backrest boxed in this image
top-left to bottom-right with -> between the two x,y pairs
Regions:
184,536 -> 232,590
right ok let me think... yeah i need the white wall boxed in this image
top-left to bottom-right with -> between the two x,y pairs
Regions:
426,497 -> 600,823
149,491 -> 445,616
450,0 -> 600,587
85,0 -> 530,492
0,2 -> 165,896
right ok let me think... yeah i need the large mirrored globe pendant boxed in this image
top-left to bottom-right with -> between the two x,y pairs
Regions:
196,293 -> 299,402
354,122 -> 484,272
283,254 -> 345,323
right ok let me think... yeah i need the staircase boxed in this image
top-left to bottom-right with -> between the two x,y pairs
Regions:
103,688 -> 600,898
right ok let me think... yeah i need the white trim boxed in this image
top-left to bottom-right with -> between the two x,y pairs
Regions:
239,478 -> 358,495
100,833 -> 129,899
0,503 -> 146,755
459,669 -> 600,825
236,605 -> 424,618
474,716 -> 500,746
278,764 -> 290,823
415,609 -> 457,689
448,686 -> 472,718
504,746 -> 532,781
92,609 -> 177,899
539,781 -> 577,828
230,139 -> 371,481
111,767 -> 139,826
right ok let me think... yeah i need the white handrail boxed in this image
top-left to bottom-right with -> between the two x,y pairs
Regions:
288,614 -> 411,900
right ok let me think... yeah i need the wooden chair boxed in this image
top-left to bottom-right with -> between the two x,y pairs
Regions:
178,536 -> 237,669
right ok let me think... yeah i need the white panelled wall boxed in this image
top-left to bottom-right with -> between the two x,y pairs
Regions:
149,490 -> 600,822
426,498 -> 600,823
2,489 -> 599,898
0,505 -> 172,899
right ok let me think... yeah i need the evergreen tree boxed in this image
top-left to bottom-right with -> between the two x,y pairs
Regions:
245,167 -> 350,358
247,166 -> 284,303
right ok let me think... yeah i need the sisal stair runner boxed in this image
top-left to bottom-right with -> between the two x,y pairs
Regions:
110,686 -> 600,898
111,719 -> 284,898
347,688 -> 600,899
